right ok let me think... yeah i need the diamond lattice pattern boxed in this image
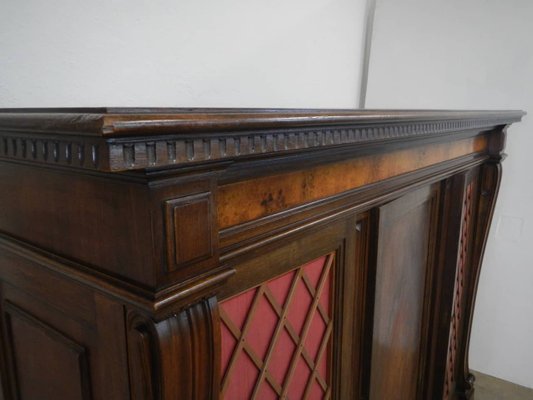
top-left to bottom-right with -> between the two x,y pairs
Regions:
220,254 -> 334,400
443,182 -> 472,399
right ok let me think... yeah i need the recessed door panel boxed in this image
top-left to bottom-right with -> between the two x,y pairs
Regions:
369,185 -> 439,400
5,304 -> 90,400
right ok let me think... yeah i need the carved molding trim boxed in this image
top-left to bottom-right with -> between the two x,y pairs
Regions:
0,134 -> 102,169
153,267 -> 234,317
0,117 -> 520,172
107,119 -> 513,171
0,233 -> 233,320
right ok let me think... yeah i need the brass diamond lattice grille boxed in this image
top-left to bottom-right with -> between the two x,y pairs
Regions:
220,254 -> 335,400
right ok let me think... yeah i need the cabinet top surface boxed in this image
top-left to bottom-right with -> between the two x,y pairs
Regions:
0,108 -> 525,137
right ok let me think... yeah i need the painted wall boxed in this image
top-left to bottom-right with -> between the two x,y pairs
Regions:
366,0 -> 533,388
2,0 -> 531,390
0,0 -> 367,108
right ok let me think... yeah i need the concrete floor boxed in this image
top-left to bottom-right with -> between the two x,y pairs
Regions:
473,371 -> 533,399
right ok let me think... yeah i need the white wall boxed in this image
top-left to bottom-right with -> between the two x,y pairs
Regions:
366,0 -> 533,388
2,0 -> 531,389
0,0 -> 367,108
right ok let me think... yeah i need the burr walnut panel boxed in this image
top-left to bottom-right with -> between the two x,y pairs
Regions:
217,135 -> 487,228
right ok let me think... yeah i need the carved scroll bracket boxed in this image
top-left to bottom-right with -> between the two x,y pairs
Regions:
453,160 -> 503,400
487,125 -> 509,160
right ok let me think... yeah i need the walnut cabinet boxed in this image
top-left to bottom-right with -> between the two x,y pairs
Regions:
0,108 -> 524,399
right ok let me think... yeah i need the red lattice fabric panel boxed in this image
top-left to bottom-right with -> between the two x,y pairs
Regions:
443,182 -> 473,399
220,254 -> 334,400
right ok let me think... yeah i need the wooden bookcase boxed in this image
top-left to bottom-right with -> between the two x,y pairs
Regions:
0,108 -> 524,399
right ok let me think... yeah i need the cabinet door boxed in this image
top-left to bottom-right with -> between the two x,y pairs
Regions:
0,248 -> 131,400
217,216 -> 363,399
368,184 -> 440,400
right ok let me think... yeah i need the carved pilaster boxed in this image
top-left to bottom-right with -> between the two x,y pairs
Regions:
128,297 -> 221,400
